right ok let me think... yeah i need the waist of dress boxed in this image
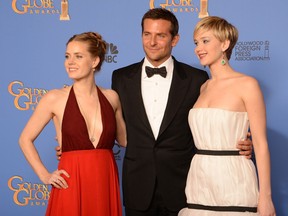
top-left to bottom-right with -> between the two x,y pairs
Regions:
187,203 -> 257,213
61,148 -> 113,156
196,149 -> 240,156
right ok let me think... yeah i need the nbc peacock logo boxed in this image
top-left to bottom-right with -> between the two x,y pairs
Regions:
105,43 -> 119,64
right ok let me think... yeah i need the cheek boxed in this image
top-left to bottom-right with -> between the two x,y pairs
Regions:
142,37 -> 150,45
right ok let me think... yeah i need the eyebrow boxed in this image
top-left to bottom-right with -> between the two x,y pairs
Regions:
196,36 -> 210,40
65,52 -> 84,55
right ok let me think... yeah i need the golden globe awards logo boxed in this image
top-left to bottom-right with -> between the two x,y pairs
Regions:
149,0 -> 209,17
199,0 -> 208,18
8,176 -> 50,206
8,81 -> 48,111
12,0 -> 70,21
60,0 -> 70,20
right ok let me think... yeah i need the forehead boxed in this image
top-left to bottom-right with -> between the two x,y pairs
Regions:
194,29 -> 214,39
66,41 -> 89,52
143,18 -> 172,33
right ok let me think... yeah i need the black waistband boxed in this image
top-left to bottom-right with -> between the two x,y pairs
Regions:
187,203 -> 257,213
196,149 -> 240,156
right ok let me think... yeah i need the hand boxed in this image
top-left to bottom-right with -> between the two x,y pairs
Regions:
237,132 -> 253,159
45,169 -> 70,189
55,145 -> 62,160
258,195 -> 276,216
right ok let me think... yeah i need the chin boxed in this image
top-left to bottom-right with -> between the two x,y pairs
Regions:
200,61 -> 209,67
200,62 -> 206,66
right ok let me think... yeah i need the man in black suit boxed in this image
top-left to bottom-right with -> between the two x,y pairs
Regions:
112,8 -> 252,216
112,8 -> 208,216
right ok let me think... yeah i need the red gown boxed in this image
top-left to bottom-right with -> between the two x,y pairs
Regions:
46,86 -> 122,216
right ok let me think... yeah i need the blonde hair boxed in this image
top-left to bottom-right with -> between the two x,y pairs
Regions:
194,16 -> 238,60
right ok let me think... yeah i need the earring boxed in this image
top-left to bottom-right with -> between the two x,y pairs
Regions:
221,52 -> 226,66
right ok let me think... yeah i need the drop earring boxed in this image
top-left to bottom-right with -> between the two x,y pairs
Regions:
221,52 -> 226,66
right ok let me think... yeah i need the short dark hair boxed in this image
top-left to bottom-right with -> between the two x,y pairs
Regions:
141,8 -> 179,37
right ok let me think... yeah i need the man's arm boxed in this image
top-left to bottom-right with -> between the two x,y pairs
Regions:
55,136 -> 62,160
237,132 -> 253,159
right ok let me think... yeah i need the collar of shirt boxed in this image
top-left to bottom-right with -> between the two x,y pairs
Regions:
141,56 -> 174,138
142,56 -> 174,80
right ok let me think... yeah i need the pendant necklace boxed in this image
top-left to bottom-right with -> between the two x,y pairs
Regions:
89,106 -> 97,142
77,92 -> 98,143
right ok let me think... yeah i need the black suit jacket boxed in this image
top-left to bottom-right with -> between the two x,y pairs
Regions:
112,57 -> 209,211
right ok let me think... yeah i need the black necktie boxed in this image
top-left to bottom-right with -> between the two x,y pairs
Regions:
145,66 -> 167,78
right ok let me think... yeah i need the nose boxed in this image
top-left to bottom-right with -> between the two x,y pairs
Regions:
194,47 -> 199,56
195,42 -> 201,50
149,35 -> 157,46
66,56 -> 75,65
194,44 -> 202,55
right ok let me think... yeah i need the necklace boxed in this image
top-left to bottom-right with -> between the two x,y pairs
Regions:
89,106 -> 97,142
76,89 -> 98,143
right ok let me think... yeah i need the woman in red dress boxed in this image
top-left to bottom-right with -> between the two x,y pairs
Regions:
19,32 -> 126,216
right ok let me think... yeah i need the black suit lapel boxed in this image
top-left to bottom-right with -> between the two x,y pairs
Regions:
126,61 -> 155,137
158,60 -> 190,137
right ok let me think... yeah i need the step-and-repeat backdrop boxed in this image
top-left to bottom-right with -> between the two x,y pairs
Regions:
1,0 -> 287,215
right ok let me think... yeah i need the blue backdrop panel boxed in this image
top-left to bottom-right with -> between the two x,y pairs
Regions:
1,0 -> 287,215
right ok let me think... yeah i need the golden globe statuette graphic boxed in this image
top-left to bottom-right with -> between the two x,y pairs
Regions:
60,0 -> 70,21
199,0 -> 209,18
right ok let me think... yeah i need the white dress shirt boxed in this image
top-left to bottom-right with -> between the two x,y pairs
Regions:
141,56 -> 174,139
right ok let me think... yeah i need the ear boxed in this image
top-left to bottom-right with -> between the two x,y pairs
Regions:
92,56 -> 100,69
222,40 -> 230,52
171,34 -> 180,47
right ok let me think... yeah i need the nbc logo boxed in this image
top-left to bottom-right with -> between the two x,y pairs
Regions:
105,43 -> 118,63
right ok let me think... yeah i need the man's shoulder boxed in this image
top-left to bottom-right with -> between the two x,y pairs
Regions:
174,59 -> 208,77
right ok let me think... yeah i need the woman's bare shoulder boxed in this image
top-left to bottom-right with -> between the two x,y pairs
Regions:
234,73 -> 259,87
98,86 -> 118,98
231,73 -> 261,98
98,86 -> 120,109
42,85 -> 71,103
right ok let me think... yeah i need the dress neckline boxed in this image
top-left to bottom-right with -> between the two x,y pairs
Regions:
72,85 -> 103,149
191,107 -> 247,114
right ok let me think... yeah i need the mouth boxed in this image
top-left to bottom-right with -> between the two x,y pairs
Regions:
68,67 -> 78,72
198,53 -> 207,59
146,46 -> 160,51
147,49 -> 159,54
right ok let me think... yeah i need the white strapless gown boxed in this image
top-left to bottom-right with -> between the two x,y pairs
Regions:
178,108 -> 259,215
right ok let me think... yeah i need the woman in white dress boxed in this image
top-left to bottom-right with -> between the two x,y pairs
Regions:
178,16 -> 275,215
